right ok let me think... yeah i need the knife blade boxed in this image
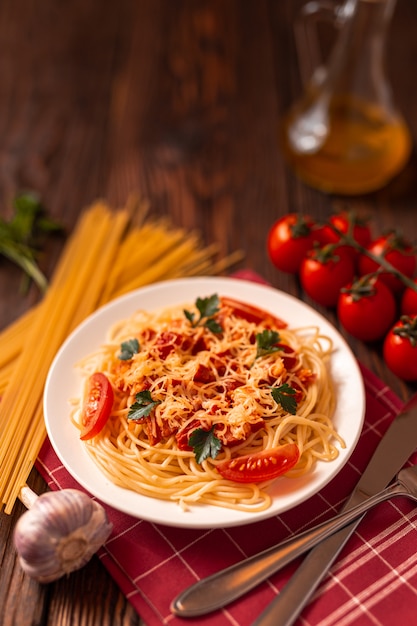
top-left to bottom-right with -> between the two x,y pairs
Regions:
171,393 -> 417,620
252,392 -> 417,626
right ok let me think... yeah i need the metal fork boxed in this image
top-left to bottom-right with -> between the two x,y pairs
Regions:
171,464 -> 417,617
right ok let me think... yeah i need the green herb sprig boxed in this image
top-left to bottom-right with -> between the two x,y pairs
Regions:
188,426 -> 222,463
255,329 -> 281,359
271,383 -> 298,415
0,192 -> 62,292
127,390 -> 161,421
118,338 -> 140,360
184,294 -> 222,334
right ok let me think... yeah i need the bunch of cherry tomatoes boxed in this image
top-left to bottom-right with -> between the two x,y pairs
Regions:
267,211 -> 417,382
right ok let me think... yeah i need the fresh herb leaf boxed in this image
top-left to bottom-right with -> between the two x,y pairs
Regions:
205,317 -> 223,334
184,309 -> 195,324
255,330 -> 281,359
196,295 -> 220,319
271,383 -> 297,415
13,193 -> 61,235
0,236 -> 48,292
127,390 -> 161,421
118,338 -> 140,360
184,294 -> 222,334
0,192 -> 62,292
189,426 -> 222,463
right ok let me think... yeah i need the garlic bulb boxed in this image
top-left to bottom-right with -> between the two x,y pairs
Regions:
14,488 -> 112,583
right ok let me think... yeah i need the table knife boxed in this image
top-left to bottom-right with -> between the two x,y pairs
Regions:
252,392 -> 417,626
171,393 -> 417,620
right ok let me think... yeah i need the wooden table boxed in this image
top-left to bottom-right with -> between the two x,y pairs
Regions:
1,1 -> 416,624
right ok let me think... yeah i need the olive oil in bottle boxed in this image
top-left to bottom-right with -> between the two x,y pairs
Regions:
282,0 -> 411,195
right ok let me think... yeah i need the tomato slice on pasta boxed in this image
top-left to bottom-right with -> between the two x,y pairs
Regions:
216,443 -> 299,483
220,296 -> 287,328
80,372 -> 114,440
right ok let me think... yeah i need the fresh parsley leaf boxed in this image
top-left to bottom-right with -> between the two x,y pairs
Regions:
127,390 -> 161,421
0,192 -> 62,293
196,295 -> 220,319
205,317 -> 223,334
0,235 -> 47,292
189,426 -> 222,464
184,294 -> 222,334
183,309 -> 195,324
13,193 -> 61,235
271,383 -> 297,415
118,338 -> 140,360
255,330 -> 281,359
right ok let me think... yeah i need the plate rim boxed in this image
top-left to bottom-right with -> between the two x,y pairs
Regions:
44,276 -> 365,528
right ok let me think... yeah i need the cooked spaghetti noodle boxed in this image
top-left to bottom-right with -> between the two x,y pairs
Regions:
71,296 -> 345,512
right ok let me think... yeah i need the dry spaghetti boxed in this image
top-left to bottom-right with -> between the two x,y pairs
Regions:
71,295 -> 345,513
0,198 -> 242,514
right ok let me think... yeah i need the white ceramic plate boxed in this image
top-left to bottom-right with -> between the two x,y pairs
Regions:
44,276 -> 365,529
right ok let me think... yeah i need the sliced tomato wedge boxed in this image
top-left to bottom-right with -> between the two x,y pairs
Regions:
220,296 -> 287,329
216,443 -> 299,483
80,372 -> 114,440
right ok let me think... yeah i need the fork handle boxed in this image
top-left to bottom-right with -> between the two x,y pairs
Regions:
252,519 -> 360,626
171,481 -> 404,617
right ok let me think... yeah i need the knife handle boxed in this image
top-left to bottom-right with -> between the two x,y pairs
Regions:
252,518 -> 364,626
171,515 -> 359,618
171,481 -> 404,618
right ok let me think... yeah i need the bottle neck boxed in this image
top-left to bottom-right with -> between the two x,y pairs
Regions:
325,0 -> 396,104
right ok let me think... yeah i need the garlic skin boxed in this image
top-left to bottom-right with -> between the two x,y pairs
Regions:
14,488 -> 113,583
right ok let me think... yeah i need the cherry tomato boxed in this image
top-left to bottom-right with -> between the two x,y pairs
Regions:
401,278 -> 417,315
216,443 -> 300,483
299,246 -> 355,307
220,296 -> 287,328
80,372 -> 114,440
383,315 -> 417,381
267,213 -> 315,274
358,232 -> 416,294
337,277 -> 397,342
315,212 -> 372,249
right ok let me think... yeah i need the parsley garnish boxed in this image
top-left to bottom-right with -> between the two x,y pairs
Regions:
255,329 -> 281,359
188,426 -> 222,463
271,383 -> 297,415
184,294 -> 222,334
127,390 -> 161,421
118,338 -> 140,360
0,192 -> 62,292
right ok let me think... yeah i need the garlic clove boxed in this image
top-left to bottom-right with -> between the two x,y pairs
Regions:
14,488 -> 113,583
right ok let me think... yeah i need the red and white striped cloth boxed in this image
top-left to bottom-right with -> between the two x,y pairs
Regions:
36,273 -> 417,626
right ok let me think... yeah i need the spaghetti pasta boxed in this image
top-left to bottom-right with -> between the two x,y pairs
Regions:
72,295 -> 345,513
0,198 -> 242,514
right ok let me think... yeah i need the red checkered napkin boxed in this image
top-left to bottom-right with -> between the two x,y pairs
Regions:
36,270 -> 417,625
37,365 -> 417,626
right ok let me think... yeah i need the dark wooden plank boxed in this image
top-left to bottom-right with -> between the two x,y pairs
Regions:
0,0 -> 416,624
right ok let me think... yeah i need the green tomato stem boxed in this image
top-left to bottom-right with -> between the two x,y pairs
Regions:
328,224 -> 417,294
